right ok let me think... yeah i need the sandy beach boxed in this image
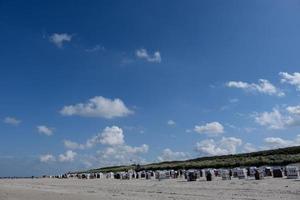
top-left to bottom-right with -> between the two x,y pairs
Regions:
0,177 -> 299,200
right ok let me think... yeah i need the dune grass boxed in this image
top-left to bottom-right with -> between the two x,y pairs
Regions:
85,146 -> 300,173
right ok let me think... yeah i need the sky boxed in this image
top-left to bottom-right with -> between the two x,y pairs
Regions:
1,0 -> 300,176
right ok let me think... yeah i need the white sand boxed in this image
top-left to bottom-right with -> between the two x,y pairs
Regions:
0,177 -> 299,200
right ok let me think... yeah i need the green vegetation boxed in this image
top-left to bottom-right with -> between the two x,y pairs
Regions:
85,146 -> 300,173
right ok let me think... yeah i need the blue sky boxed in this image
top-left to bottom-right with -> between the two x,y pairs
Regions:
1,0 -> 300,176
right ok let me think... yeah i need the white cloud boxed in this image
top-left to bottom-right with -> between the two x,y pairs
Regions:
255,108 -> 294,130
136,48 -> 161,63
157,148 -> 190,162
65,126 -> 125,149
122,144 -> 149,154
58,150 -> 77,162
60,96 -> 133,119
227,81 -> 248,88
280,72 -> 300,90
40,154 -> 56,163
96,144 -> 149,166
226,79 -> 284,97
86,126 -> 125,147
264,135 -> 300,149
264,137 -> 292,149
37,125 -> 53,136
61,126 -> 149,166
195,137 -> 242,156
49,33 -> 72,48
286,105 -> 300,115
99,126 -> 125,146
194,122 -> 224,136
167,120 -> 176,126
243,143 -> 257,153
63,140 -> 85,150
3,117 -> 21,126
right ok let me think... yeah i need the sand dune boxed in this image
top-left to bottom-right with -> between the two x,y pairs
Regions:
0,177 -> 299,200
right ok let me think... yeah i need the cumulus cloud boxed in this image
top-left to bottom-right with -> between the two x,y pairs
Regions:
167,120 -> 176,126
64,126 -> 131,150
3,117 -> 21,126
226,79 -> 284,97
194,122 -> 224,136
58,150 -> 77,162
286,105 -> 300,115
157,148 -> 190,162
99,126 -> 125,146
60,96 -> 133,119
195,137 -> 242,156
37,125 -> 53,136
96,144 -> 149,166
264,135 -> 300,149
136,48 -> 161,63
63,140 -> 85,150
49,33 -> 72,48
85,126 -> 125,148
122,144 -> 149,154
40,154 -> 56,163
280,72 -> 300,90
254,108 -> 294,130
63,127 -> 124,149
61,126 -> 150,166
